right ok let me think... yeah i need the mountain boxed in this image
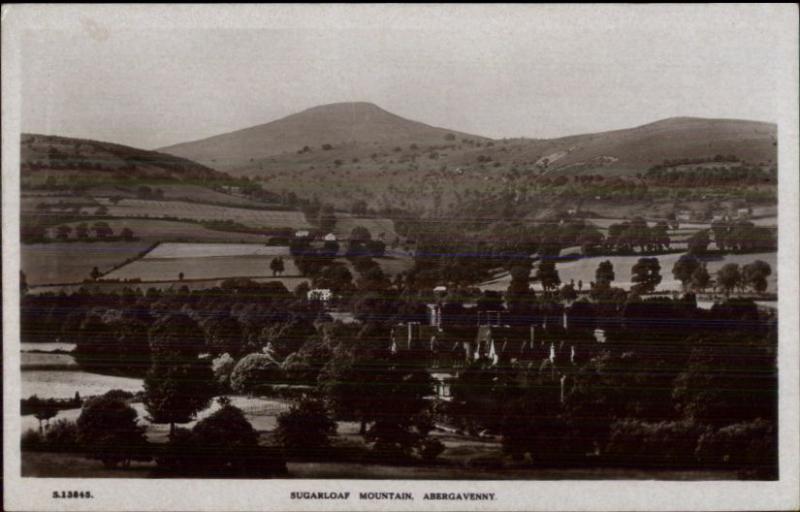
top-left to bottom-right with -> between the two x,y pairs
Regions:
158,102 -> 488,169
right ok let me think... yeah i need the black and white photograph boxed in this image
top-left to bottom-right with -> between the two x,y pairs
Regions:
2,4 -> 798,511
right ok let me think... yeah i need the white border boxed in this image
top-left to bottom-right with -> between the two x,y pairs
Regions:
3,5 -> 799,511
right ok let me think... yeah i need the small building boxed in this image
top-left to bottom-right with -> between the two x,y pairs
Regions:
429,371 -> 455,400
307,288 -> 333,303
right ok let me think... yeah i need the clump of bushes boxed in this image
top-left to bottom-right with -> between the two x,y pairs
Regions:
417,438 -> 446,462
155,402 -> 287,477
229,353 -> 283,395
275,396 -> 336,457
604,419 -> 706,468
695,419 -> 777,479
212,353 -> 236,389
76,392 -> 150,468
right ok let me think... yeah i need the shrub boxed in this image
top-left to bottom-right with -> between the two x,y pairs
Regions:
467,454 -> 504,469
76,393 -> 150,468
695,419 -> 777,478
275,397 -> 336,456
230,353 -> 283,394
604,419 -> 704,468
44,419 -> 80,452
155,405 -> 287,477
212,353 -> 236,389
21,429 -> 43,451
417,438 -> 445,462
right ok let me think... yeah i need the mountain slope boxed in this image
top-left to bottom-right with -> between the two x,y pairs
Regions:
519,117 -> 777,176
158,102 -> 488,169
21,133 -> 228,183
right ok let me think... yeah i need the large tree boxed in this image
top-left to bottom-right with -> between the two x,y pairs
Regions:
536,260 -> 561,294
275,396 -> 336,455
77,392 -> 149,468
317,348 -> 377,435
631,257 -> 662,295
144,314 -> 215,434
716,263 -> 741,296
505,265 -> 537,325
690,263 -> 712,292
742,260 -> 772,294
672,255 -> 700,291
595,260 -> 615,286
363,353 -> 435,457
687,229 -> 711,256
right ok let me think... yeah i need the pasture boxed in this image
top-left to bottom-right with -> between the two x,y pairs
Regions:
27,276 -> 311,295
21,370 -> 144,401
103,242 -> 299,282
480,251 -> 778,294
57,218 -> 271,243
22,241 -> 154,285
98,198 -> 311,230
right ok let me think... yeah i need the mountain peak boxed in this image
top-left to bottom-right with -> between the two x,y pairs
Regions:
159,102 -> 486,168
301,101 -> 384,113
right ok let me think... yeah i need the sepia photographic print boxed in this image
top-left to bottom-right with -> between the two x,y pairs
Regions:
2,4 -> 799,511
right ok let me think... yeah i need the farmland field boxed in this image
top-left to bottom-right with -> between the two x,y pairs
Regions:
28,276 -> 311,295
480,251 -> 777,294
143,184 -> 274,207
334,214 -> 401,242
21,370 -> 144,400
146,242 -> 290,259
22,241 -> 154,285
21,352 -> 79,370
57,219 -> 271,243
21,342 -> 76,352
374,255 -> 415,276
98,198 -> 310,229
103,242 -> 299,282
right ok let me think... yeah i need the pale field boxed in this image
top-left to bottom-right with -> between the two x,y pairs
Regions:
22,241 -> 154,285
146,242 -> 290,259
481,251 -> 778,294
750,216 -> 778,227
587,217 -> 710,230
104,255 -> 300,282
103,242 -> 298,281
97,198 -> 311,229
21,342 -> 76,352
21,370 -> 144,401
21,353 -> 79,370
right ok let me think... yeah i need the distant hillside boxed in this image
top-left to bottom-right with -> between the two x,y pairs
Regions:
21,133 -> 228,184
158,102 -> 488,169
517,117 -> 777,176
159,107 -> 773,214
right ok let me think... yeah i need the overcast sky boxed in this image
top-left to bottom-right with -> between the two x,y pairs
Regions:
17,5 -> 789,149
